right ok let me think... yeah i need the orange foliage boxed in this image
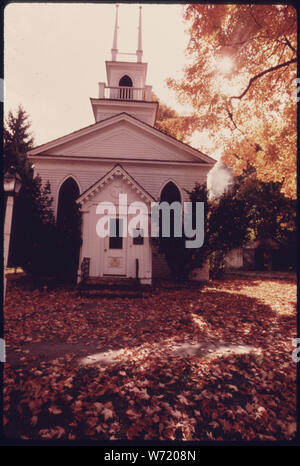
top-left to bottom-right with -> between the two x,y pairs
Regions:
153,92 -> 198,143
4,275 -> 297,441
168,5 -> 297,198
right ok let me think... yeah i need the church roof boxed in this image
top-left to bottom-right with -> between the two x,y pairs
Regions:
28,112 -> 216,165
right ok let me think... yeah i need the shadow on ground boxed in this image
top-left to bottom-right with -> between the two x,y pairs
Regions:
4,275 -> 297,441
6,277 -> 295,368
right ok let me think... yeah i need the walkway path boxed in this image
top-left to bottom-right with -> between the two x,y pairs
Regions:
6,338 -> 257,368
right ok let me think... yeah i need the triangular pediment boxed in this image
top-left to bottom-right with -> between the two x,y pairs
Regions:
28,113 -> 216,165
77,164 -> 156,205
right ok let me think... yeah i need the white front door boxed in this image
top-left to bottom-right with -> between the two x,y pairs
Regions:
103,217 -> 127,276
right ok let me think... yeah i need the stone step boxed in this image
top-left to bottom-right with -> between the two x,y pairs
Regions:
78,277 -> 140,291
77,288 -> 145,299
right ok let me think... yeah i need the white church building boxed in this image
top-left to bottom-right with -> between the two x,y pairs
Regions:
28,6 -> 216,285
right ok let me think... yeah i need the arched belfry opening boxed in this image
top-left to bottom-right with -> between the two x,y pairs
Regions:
119,75 -> 133,87
119,75 -> 133,99
57,177 -> 81,283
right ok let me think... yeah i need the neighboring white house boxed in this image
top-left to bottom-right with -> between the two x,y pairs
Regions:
28,6 -> 216,284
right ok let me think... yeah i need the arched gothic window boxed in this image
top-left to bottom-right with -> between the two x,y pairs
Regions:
57,177 -> 81,283
57,177 -> 80,226
159,182 -> 182,238
160,182 -> 181,204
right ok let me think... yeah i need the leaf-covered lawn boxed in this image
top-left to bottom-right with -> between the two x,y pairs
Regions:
4,275 -> 297,441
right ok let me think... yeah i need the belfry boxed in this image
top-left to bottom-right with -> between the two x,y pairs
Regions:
91,5 -> 157,126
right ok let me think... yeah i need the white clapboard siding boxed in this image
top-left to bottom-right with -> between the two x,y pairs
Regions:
42,123 -> 203,163
31,114 -> 214,283
34,159 -> 210,216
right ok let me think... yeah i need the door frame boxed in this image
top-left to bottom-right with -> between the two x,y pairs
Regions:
102,215 -> 127,276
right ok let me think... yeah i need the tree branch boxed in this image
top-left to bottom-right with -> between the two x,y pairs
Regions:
231,58 -> 297,100
225,106 -> 245,135
249,5 -> 263,30
284,35 -> 296,53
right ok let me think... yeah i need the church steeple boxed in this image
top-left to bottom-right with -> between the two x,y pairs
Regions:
111,4 -> 119,61
91,5 -> 158,126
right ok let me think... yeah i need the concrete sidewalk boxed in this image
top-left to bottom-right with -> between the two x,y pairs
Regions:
6,338 -> 257,368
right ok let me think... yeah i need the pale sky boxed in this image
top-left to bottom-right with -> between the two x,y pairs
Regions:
4,3 -> 203,148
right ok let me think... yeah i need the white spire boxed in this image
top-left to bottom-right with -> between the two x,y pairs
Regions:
111,4 -> 119,61
136,6 -> 143,62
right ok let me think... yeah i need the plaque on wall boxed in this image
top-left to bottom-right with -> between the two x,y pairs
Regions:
110,257 -> 121,268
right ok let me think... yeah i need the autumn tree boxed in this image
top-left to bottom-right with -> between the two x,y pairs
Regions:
153,92 -> 197,143
168,5 -> 297,198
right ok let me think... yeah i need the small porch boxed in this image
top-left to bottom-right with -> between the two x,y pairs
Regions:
76,165 -> 155,287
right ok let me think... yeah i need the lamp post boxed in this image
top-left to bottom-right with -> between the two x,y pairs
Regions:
3,166 -> 22,300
